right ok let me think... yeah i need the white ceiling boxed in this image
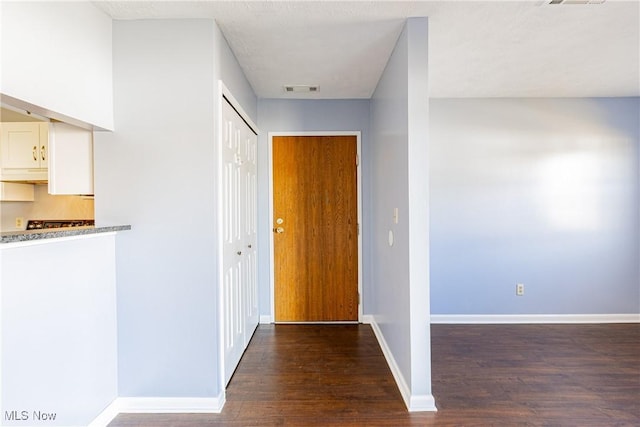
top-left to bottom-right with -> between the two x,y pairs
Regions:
93,0 -> 640,99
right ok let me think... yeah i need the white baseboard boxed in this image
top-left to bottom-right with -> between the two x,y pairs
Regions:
263,315 -> 359,325
88,395 -> 225,426
116,395 -> 225,413
87,399 -> 121,427
431,313 -> 640,324
367,318 -> 411,408
409,394 -> 438,412
361,314 -> 374,324
367,316 -> 437,412
259,315 -> 272,324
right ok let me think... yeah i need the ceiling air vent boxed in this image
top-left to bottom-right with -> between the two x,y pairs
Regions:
284,85 -> 319,93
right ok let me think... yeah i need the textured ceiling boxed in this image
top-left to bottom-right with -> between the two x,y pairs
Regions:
93,0 -> 640,99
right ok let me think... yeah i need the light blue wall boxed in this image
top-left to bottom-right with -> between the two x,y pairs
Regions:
430,97 -> 640,315
370,18 -> 434,409
1,235 -> 117,426
256,99 -> 371,315
94,19 -> 256,398
220,34 -> 257,121
370,21 -> 411,385
405,18 -> 432,402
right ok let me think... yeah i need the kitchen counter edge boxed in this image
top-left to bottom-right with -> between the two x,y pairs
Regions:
0,225 -> 131,244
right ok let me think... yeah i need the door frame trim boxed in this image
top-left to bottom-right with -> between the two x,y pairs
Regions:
268,131 -> 363,323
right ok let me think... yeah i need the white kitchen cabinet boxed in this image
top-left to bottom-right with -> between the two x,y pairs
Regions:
0,182 -> 34,201
0,122 -> 49,181
1,122 -> 94,195
48,122 -> 94,195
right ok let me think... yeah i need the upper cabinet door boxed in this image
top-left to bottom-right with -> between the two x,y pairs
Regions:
48,123 -> 94,195
0,122 -> 48,169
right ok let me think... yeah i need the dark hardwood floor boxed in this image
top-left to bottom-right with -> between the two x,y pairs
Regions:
109,323 -> 640,426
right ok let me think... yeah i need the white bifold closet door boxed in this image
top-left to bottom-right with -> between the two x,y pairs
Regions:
221,98 -> 258,385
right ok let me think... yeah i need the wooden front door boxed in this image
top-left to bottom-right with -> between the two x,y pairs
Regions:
273,135 -> 358,322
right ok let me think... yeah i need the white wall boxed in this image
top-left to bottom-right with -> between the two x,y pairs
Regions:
0,235 -> 117,427
256,99 -> 371,317
1,185 -> 94,232
0,2 -> 113,130
430,97 -> 640,316
94,19 -> 256,400
369,18 -> 434,410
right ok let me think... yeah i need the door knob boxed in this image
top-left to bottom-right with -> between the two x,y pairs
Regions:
273,227 -> 284,234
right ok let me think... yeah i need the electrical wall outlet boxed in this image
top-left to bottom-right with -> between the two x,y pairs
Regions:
15,217 -> 24,229
516,283 -> 525,296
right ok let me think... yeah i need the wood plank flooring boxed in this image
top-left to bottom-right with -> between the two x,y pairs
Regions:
108,323 -> 640,426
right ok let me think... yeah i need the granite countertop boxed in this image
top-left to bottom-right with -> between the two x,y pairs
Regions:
0,225 -> 131,244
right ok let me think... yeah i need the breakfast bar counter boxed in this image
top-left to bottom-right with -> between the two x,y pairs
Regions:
0,224 -> 131,244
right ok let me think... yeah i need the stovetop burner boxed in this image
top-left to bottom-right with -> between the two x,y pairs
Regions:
26,220 -> 95,230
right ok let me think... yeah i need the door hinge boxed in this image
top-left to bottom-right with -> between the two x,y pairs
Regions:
358,292 -> 361,305
357,223 -> 360,235
356,154 -> 359,166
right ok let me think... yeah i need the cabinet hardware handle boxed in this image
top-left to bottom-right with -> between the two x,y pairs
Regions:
33,146 -> 37,161
247,244 -> 252,249
237,251 -> 242,255
41,145 -> 46,161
